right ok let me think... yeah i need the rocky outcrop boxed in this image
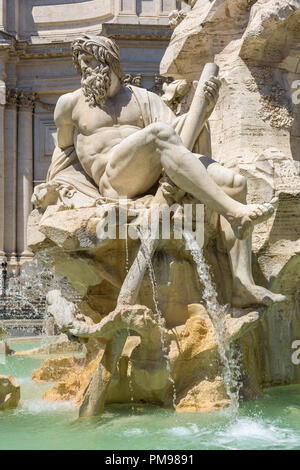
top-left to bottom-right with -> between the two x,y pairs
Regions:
28,183 -> 278,415
161,0 -> 300,391
32,301 -> 265,411
0,375 -> 20,411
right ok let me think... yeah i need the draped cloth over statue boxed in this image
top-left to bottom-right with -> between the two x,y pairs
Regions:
46,85 -> 212,200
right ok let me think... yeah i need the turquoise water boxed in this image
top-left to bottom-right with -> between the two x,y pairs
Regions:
0,339 -> 300,450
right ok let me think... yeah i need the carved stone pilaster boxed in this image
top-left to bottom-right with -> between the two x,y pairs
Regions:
17,90 -> 36,261
0,54 -> 6,260
0,0 -> 7,31
0,101 -> 5,260
4,88 -> 18,264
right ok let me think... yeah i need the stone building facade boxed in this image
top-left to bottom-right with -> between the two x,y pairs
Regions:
0,0 -> 189,271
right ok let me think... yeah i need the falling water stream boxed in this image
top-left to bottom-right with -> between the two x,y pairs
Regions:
137,226 -> 177,410
124,232 -> 135,412
183,231 -> 241,411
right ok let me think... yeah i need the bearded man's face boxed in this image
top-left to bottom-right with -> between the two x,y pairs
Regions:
78,52 -> 111,107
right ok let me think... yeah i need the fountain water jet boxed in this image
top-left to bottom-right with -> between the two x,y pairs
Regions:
183,231 -> 242,412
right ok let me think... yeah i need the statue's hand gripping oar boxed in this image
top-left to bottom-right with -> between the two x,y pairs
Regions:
180,62 -> 220,151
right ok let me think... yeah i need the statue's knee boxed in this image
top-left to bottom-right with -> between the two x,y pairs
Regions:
149,122 -> 176,141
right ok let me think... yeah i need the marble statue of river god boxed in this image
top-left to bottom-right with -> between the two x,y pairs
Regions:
33,34 -> 284,308
30,34 -> 285,417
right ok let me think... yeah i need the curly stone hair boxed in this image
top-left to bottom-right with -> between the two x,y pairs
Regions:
71,34 -> 123,80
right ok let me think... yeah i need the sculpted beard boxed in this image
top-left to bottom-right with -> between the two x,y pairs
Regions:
81,63 -> 111,107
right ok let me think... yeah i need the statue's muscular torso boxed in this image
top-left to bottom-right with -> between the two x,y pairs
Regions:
55,85 -> 144,185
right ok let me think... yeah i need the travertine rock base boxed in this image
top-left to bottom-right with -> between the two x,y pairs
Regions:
161,0 -> 300,391
32,303 -> 262,411
0,375 -> 20,410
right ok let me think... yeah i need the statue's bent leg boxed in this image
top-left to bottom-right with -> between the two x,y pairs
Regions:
100,122 -> 277,240
200,156 -> 285,307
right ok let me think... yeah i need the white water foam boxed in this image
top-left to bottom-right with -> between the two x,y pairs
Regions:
123,428 -> 145,437
214,416 -> 300,449
19,399 -> 77,414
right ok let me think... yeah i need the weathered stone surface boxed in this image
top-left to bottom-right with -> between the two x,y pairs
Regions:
176,377 -> 230,412
240,0 -> 300,65
161,0 -> 300,393
32,356 -> 79,383
35,352 -> 104,405
34,303 -> 262,411
0,375 -> 20,411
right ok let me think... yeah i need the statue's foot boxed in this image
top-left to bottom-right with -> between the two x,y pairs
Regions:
230,198 -> 278,240
232,279 -> 286,308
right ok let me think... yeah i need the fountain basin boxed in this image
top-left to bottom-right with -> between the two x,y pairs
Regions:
0,339 -> 300,450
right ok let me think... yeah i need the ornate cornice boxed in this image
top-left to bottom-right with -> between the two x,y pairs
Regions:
0,30 -> 16,50
7,24 -> 172,60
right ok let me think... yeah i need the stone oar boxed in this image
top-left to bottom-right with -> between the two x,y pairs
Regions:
179,62 -> 219,151
117,229 -> 159,305
79,329 -> 127,417
78,304 -> 164,418
79,207 -> 162,418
